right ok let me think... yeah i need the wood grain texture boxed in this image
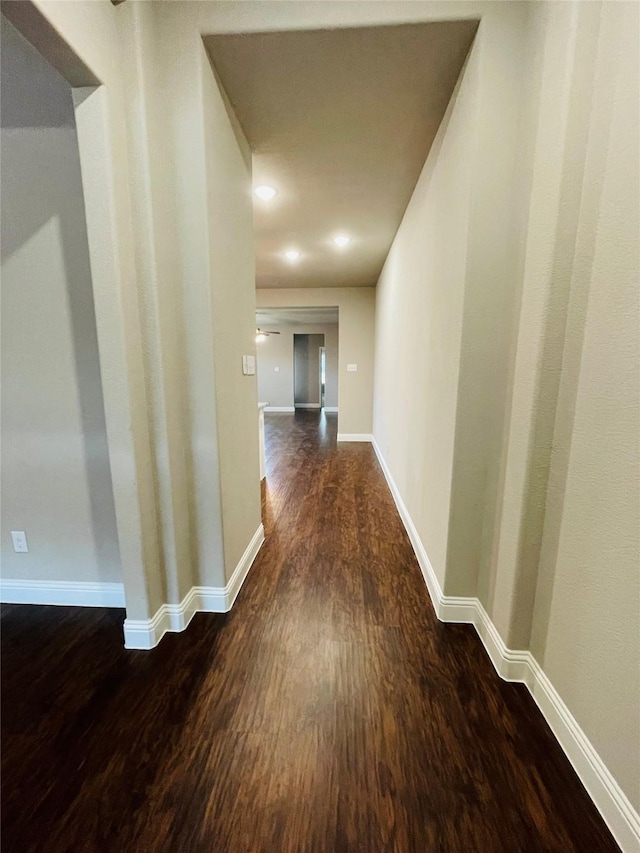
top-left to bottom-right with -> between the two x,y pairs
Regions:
1,410 -> 619,852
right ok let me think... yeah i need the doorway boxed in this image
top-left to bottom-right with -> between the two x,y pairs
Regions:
293,334 -> 325,410
319,346 -> 326,409
254,306 -> 339,416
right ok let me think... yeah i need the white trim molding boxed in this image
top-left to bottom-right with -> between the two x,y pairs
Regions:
371,437 -> 443,611
0,579 -> 126,608
323,406 -> 339,413
337,433 -> 373,442
295,403 -> 321,409
123,524 -> 265,651
372,437 -> 640,853
264,406 -> 295,413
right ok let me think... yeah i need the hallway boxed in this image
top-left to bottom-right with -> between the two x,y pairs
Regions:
1,411 -> 618,852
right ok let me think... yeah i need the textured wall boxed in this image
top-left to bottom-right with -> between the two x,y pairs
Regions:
11,0 -> 166,621
532,0 -> 639,809
373,0 -> 640,814
374,2 -> 532,595
1,19 -> 120,585
202,46 -> 262,581
373,44 -> 478,587
485,0 -> 640,809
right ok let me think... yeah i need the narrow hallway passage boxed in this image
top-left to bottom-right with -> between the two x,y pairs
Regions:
1,412 -> 618,852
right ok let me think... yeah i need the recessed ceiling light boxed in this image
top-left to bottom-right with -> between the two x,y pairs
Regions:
284,250 -> 300,261
254,185 -> 278,201
333,235 -> 350,247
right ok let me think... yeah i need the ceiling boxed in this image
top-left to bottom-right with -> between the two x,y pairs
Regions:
256,307 -> 339,327
204,20 -> 477,290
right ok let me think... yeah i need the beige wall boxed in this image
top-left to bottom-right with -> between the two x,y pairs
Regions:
375,1 -> 531,594
487,0 -> 640,810
6,0 -> 167,621
257,288 -> 375,435
257,323 -> 338,410
373,0 -> 639,817
202,47 -> 262,581
5,0 -> 264,614
1,18 -> 121,585
107,5 -> 262,592
525,0 -> 639,808
373,45 -> 478,585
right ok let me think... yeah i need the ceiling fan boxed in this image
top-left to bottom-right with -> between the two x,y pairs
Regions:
255,328 -> 280,343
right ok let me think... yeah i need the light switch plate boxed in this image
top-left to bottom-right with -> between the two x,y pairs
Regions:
242,355 -> 256,376
11,530 -> 28,553
347,363 -> 358,372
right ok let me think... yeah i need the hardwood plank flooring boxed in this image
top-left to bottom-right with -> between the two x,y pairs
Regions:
1,410 -> 619,852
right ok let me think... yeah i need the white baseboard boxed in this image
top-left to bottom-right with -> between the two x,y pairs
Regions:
526,656 -> 640,852
371,437 -> 443,610
0,578 -> 126,608
323,406 -> 339,413
295,403 -> 321,409
337,433 -> 373,442
372,436 -> 640,853
123,524 -> 265,651
265,406 -> 295,413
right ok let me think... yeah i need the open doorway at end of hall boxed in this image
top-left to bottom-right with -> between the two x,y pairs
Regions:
254,306 -> 339,415
293,333 -> 324,411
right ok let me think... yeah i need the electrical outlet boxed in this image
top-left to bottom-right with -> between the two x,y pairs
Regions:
11,530 -> 28,553
347,363 -> 358,372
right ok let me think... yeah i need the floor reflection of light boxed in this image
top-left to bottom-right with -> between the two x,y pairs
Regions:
319,410 -> 327,441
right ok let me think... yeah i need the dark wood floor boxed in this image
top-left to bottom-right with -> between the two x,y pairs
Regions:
2,410 -> 619,852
